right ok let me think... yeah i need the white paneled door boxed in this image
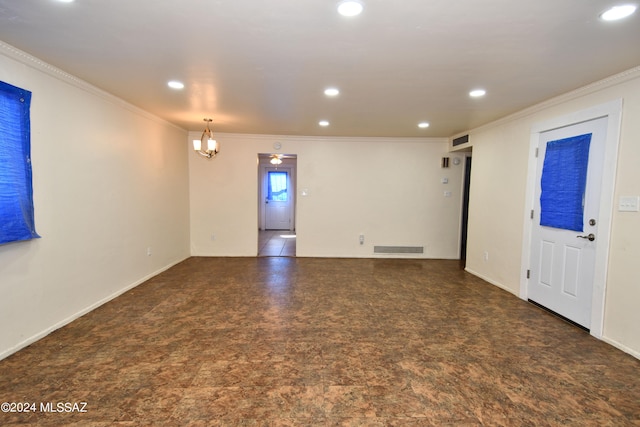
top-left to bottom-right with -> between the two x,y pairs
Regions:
529,116 -> 607,329
264,167 -> 292,230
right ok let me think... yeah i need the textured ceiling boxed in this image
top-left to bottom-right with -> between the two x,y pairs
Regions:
1,0 -> 638,137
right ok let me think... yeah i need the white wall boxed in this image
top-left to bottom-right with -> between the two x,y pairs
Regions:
0,44 -> 191,359
459,67 -> 640,357
190,134 -> 464,259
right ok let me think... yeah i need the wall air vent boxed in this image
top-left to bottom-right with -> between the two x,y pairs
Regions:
452,135 -> 469,147
374,246 -> 424,254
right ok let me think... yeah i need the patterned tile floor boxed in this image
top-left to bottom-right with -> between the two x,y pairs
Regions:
258,230 -> 296,257
0,257 -> 638,426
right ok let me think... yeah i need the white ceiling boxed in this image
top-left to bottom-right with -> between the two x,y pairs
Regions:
1,0 -> 638,137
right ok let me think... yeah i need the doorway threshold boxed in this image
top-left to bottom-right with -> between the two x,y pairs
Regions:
258,230 -> 296,257
528,299 -> 590,333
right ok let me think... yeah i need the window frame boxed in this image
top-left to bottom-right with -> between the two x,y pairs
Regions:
0,80 -> 39,245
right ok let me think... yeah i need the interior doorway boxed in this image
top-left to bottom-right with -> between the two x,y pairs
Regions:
258,154 -> 297,257
459,153 -> 472,269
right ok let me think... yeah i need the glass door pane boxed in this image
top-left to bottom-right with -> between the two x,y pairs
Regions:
267,171 -> 288,202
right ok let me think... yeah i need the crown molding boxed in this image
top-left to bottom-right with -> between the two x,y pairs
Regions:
197,132 -> 447,145
0,41 -> 185,132
464,66 -> 640,137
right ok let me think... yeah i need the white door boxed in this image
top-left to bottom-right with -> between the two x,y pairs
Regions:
529,116 -> 607,329
264,168 -> 292,230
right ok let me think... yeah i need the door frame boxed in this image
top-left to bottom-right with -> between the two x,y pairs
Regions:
519,99 -> 622,338
258,159 -> 296,232
459,154 -> 472,269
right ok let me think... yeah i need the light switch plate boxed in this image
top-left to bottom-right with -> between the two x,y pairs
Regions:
619,196 -> 640,212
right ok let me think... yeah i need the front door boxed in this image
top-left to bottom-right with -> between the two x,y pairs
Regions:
264,168 -> 292,230
529,116 -> 607,329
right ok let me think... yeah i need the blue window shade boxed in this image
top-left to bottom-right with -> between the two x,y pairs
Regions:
539,133 -> 592,232
0,80 -> 40,244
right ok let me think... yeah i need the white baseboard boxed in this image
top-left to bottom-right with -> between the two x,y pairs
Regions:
601,336 -> 640,360
0,256 -> 188,361
465,268 -> 640,361
464,267 -> 519,297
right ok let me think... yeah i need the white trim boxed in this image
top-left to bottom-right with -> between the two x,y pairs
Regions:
463,67 -> 638,137
0,41 -> 184,132
519,138 -> 539,300
209,132 -> 447,145
520,99 -> 622,339
465,268 -> 519,296
601,336 -> 640,360
0,256 -> 189,361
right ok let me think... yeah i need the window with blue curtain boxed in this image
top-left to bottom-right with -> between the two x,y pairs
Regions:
267,171 -> 288,202
0,80 -> 40,245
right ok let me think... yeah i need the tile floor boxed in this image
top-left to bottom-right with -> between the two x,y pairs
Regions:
0,257 -> 638,426
258,230 -> 296,257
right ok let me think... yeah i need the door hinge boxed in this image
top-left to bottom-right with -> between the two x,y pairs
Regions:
531,209 -> 534,219
526,269 -> 531,279
535,147 -> 539,158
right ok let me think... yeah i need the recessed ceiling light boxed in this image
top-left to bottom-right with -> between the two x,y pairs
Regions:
469,89 -> 486,98
167,80 -> 185,90
418,122 -> 430,129
337,0 -> 364,17
56,0 -> 75,3
319,120 -> 330,127
324,88 -> 340,97
600,4 -> 637,21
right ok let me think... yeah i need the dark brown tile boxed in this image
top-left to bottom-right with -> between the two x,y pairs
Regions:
1,257 -> 638,425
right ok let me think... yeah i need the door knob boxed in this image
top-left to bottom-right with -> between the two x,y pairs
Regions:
576,233 -> 595,241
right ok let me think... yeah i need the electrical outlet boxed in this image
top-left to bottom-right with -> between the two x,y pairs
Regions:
619,196 -> 640,212
211,234 -> 216,241
147,247 -> 152,257
359,234 -> 365,245
483,251 -> 489,262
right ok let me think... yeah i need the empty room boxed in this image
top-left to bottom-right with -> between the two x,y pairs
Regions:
1,0 -> 639,425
